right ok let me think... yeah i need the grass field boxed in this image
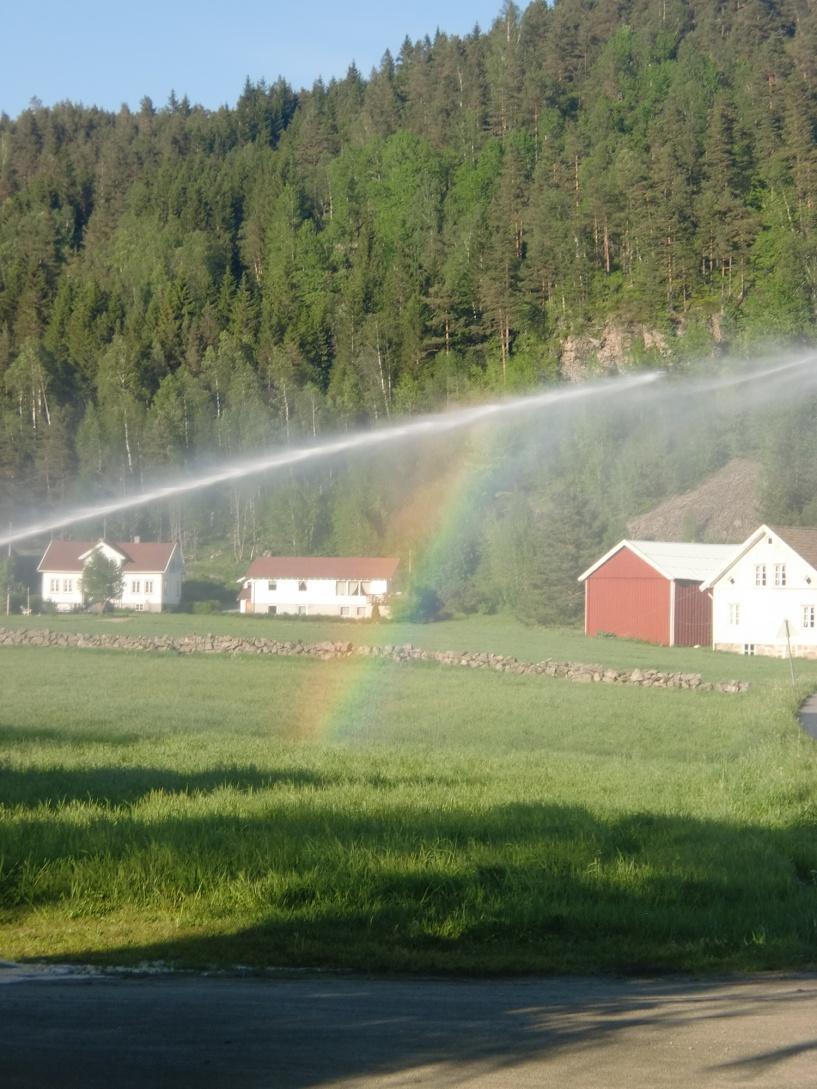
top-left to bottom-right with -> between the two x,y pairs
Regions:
2,616 -> 817,975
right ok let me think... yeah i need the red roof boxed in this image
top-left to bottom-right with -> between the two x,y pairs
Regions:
245,556 -> 400,580
38,539 -> 178,574
770,526 -> 817,572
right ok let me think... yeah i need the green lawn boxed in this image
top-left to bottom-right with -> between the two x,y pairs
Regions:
1,623 -> 817,975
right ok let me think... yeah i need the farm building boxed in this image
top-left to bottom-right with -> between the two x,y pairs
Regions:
578,540 -> 739,647
238,556 -> 399,618
702,524 -> 817,658
38,538 -> 183,612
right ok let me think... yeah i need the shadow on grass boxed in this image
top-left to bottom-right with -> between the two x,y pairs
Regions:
0,764 -> 481,808
0,764 -> 337,807
2,763 -> 817,981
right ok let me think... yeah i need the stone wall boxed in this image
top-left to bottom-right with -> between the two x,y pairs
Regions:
0,627 -> 749,693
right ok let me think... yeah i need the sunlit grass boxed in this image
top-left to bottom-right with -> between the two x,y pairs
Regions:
1,636 -> 816,975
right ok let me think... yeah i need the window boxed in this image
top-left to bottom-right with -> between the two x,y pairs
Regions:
754,565 -> 766,587
298,581 -> 307,592
63,579 -> 73,592
268,580 -> 277,591
350,581 -> 362,596
49,578 -> 59,593
131,580 -> 141,593
336,581 -> 348,596
268,605 -> 277,616
356,607 -> 366,617
743,644 -> 756,655
774,564 -> 787,587
144,580 -> 154,594
134,604 -> 144,612
729,603 -> 740,625
803,605 -> 816,629
298,605 -> 307,615
340,606 -> 351,617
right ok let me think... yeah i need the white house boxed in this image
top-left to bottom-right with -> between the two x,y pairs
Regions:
38,538 -> 183,612
238,556 -> 399,618
702,524 -> 817,658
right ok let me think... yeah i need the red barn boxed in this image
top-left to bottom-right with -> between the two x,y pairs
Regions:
578,540 -> 739,647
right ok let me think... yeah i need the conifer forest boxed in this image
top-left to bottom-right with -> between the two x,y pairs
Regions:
3,0 -> 817,619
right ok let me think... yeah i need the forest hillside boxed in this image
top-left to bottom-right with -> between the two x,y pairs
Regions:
3,0 -> 817,619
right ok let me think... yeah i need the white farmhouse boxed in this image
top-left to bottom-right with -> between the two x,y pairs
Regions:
38,538 -> 183,612
238,556 -> 399,618
702,525 -> 817,658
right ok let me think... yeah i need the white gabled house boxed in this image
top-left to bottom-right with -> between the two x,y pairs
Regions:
38,538 -> 183,612
238,556 -> 399,618
702,524 -> 817,658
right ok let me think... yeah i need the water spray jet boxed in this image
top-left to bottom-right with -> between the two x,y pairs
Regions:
1,355 -> 813,550
0,373 -> 660,548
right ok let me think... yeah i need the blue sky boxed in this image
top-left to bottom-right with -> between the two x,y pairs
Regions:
3,2 -> 504,118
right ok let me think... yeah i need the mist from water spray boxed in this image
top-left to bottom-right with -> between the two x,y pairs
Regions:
1,354 -> 815,549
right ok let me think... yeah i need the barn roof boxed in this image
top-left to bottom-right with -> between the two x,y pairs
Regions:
701,524 -> 817,588
38,539 -> 178,574
244,556 -> 400,581
578,540 -> 740,584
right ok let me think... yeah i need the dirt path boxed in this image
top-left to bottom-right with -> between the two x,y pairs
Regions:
2,967 -> 816,1088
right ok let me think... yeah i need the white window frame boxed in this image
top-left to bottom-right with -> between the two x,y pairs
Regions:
803,605 -> 816,629
63,578 -> 73,592
268,580 -> 277,591
132,580 -> 141,594
754,565 -> 766,587
298,581 -> 307,592
144,579 -> 154,594
298,605 -> 307,615
50,578 -> 59,593
774,564 -> 787,587
729,603 -> 740,625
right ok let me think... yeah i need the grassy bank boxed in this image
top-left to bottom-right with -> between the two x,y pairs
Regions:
1,633 -> 817,975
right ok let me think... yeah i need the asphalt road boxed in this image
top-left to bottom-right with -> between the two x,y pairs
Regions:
2,965 -> 817,1088
800,692 -> 817,740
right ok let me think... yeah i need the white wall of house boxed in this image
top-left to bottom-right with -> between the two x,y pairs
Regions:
42,571 -> 85,611
164,555 -> 183,607
711,531 -> 817,657
241,576 -> 390,618
118,573 -> 166,612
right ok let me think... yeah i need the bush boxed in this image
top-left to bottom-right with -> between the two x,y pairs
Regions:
392,586 -> 444,623
191,600 -> 222,615
181,578 -> 236,612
